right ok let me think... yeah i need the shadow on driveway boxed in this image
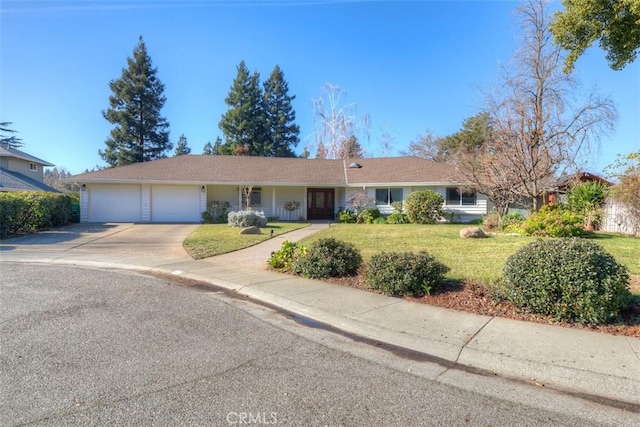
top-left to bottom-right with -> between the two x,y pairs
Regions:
0,223 -> 199,259
0,223 -> 122,249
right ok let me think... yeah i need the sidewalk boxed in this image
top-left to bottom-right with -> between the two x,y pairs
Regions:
1,223 -> 639,409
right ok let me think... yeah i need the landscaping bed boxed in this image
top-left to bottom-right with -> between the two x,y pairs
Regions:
327,271 -> 640,337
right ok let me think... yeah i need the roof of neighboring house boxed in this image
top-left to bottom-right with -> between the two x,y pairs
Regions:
0,168 -> 60,192
555,171 -> 613,191
0,143 -> 54,167
67,155 -> 463,187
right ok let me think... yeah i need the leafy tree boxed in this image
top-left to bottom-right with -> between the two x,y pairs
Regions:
0,122 -> 23,149
312,83 -> 370,159
212,136 -> 223,155
44,167 -> 80,192
458,0 -> 616,213
263,65 -> 300,157
403,113 -> 492,163
174,134 -> 191,156
219,61 -> 268,156
550,0 -> 640,72
203,141 -> 214,155
99,36 -> 171,167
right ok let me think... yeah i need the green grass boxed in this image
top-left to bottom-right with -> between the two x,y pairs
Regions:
296,224 -> 640,285
184,222 -> 309,259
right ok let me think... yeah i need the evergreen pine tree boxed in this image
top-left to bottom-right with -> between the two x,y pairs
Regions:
0,122 -> 23,149
212,136 -> 224,155
99,36 -> 171,167
219,61 -> 268,156
263,65 -> 299,157
203,141 -> 214,155
174,134 -> 191,156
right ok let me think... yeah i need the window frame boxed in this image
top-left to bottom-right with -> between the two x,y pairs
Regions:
375,187 -> 403,205
446,187 -> 477,206
29,162 -> 38,172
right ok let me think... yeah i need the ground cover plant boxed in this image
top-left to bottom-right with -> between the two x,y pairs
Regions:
183,222 -> 308,259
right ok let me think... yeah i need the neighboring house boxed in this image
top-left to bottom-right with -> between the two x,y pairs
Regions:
67,155 -> 490,223
0,143 -> 58,192
550,171 -> 613,204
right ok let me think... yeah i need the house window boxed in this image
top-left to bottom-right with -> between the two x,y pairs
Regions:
29,163 -> 37,172
375,188 -> 402,205
249,187 -> 262,207
446,188 -> 477,205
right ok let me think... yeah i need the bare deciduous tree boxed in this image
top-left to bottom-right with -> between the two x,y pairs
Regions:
312,84 -> 370,159
456,0 -> 616,213
376,122 -> 397,157
400,129 -> 444,161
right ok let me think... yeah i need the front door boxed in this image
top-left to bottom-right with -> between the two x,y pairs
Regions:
307,188 -> 335,220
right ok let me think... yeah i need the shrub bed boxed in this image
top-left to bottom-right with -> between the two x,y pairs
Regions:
366,251 -> 450,296
268,240 -> 303,270
503,238 -> 631,324
0,191 -> 75,238
521,204 -> 584,237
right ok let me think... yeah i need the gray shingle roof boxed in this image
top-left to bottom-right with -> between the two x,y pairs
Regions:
0,168 -> 60,192
68,155 -> 464,186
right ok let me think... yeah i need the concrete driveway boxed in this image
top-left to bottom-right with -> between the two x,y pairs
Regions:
0,223 -> 199,259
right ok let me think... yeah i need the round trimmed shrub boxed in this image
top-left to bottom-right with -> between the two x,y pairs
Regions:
366,251 -> 450,296
503,238 -> 631,324
404,190 -> 444,224
292,238 -> 362,279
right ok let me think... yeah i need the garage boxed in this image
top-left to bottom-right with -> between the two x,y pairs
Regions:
151,185 -> 201,223
88,184 -> 142,222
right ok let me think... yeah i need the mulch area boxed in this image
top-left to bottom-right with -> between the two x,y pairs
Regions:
326,270 -> 640,338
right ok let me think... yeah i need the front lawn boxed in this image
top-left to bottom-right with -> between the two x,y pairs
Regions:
184,222 -> 309,259
296,224 -> 640,285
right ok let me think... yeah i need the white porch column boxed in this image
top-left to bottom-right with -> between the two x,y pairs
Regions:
271,187 -> 276,218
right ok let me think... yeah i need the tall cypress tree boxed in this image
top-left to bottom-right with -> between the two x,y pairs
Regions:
219,61 -> 268,156
263,65 -> 299,157
99,36 -> 171,167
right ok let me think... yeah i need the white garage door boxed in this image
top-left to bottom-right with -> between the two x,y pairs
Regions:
89,184 -> 142,222
151,185 -> 201,223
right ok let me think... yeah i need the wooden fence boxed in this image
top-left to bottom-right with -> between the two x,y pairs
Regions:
601,199 -> 640,236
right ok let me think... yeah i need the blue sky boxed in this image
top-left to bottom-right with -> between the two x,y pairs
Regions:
1,0 -> 638,175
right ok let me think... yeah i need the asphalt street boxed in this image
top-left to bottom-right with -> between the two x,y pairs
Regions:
1,263 -> 636,426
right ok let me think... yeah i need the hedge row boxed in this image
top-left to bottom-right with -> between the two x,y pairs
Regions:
0,191 -> 77,238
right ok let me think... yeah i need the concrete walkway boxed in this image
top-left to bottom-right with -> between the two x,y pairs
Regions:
1,223 -> 639,410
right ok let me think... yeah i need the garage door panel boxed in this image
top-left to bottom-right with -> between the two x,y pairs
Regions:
151,185 -> 200,223
89,185 -> 142,222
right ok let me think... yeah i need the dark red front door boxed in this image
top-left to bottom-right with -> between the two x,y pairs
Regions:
307,188 -> 335,220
